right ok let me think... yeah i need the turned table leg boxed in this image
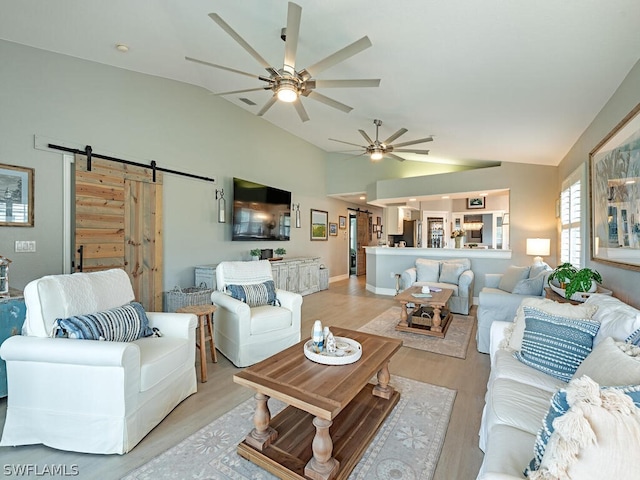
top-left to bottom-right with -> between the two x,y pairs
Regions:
373,361 -> 394,399
399,301 -> 409,327
244,392 -> 278,450
431,304 -> 443,333
304,417 -> 340,480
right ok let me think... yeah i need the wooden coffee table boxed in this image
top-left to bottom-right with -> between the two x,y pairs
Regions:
395,286 -> 453,338
233,327 -> 402,480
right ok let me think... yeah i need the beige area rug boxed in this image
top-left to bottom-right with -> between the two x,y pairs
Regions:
358,306 -> 473,359
122,376 -> 455,480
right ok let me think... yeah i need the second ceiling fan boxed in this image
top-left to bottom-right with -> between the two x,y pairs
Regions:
185,2 -> 380,122
330,119 -> 433,162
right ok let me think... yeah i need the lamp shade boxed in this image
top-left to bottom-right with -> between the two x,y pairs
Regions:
526,238 -> 550,257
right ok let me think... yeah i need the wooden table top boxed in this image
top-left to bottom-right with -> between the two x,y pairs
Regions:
233,327 -> 402,421
176,304 -> 217,315
395,285 -> 453,305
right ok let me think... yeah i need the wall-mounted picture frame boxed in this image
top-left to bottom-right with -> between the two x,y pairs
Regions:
0,163 -> 34,227
310,209 -> 328,241
590,101 -> 640,270
467,197 -> 485,209
339,215 -> 346,229
329,222 -> 338,236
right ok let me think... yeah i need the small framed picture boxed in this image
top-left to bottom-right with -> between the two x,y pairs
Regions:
339,215 -> 347,229
0,163 -> 34,227
467,197 -> 485,209
329,222 -> 338,236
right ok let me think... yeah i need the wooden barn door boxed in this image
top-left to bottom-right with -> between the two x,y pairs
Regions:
355,211 -> 369,276
73,154 -> 163,310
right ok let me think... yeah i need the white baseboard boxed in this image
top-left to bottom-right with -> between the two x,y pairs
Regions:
365,284 -> 397,296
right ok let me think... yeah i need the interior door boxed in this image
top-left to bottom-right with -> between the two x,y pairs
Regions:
355,211 -> 368,276
74,154 -> 163,310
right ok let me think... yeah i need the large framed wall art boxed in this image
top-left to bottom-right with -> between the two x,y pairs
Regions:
590,102 -> 640,270
310,209 -> 328,241
0,163 -> 34,227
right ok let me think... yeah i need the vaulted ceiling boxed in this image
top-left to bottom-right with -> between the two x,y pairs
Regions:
2,0 -> 639,168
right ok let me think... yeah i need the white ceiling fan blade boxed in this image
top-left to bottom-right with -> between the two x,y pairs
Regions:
328,138 -> 367,148
313,79 -> 380,88
215,87 -> 270,96
387,153 -> 406,162
185,57 -> 263,80
208,13 -> 273,72
293,99 -> 310,122
358,129 -> 374,144
302,36 -> 372,78
383,128 -> 408,145
306,91 -> 353,113
393,148 -> 430,155
392,136 -> 434,148
283,2 -> 302,74
257,96 -> 278,116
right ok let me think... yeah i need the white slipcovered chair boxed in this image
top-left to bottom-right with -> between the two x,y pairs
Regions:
0,269 -> 197,454
211,260 -> 303,368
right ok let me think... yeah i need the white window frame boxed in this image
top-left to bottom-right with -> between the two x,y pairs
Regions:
560,164 -> 585,268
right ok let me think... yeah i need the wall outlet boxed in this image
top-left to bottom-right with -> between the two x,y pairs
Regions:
390,272 -> 396,278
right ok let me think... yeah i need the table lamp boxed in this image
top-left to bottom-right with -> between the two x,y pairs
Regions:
526,238 -> 550,265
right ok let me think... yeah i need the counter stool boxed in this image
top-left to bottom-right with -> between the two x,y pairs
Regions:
177,304 -> 217,382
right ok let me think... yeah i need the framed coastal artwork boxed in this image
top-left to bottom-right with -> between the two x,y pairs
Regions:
0,163 -> 34,227
339,215 -> 347,229
467,197 -> 485,209
329,222 -> 338,236
310,209 -> 328,241
590,102 -> 640,270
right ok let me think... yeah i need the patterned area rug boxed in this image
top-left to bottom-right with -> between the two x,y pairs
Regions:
122,376 -> 455,480
358,306 -> 473,359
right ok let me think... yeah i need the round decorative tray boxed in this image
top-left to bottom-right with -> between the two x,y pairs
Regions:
303,336 -> 362,365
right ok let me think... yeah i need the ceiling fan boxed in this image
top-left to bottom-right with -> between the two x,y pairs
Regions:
185,2 -> 380,122
329,119 -> 433,162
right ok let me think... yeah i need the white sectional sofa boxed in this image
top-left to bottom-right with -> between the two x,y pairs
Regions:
477,294 -> 640,479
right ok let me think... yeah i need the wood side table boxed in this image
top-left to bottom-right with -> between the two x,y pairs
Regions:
177,304 -> 217,382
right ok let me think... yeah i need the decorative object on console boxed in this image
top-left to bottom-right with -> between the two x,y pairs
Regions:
215,188 -> 226,223
250,248 -> 261,261
274,247 -> 286,259
547,262 -> 603,301
0,256 -> 11,296
526,238 -> 550,265
292,203 -> 301,228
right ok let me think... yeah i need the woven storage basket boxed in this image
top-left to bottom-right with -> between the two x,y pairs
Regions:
163,284 -> 213,312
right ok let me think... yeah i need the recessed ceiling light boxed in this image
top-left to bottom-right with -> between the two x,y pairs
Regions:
409,198 -> 417,202
115,43 -> 129,53
359,196 -> 366,200
442,195 -> 450,199
479,192 -> 488,196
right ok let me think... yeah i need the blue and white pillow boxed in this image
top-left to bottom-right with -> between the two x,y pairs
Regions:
54,302 -> 154,342
513,306 -> 600,382
227,280 -> 279,307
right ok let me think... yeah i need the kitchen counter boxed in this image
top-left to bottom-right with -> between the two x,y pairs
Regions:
364,246 -> 512,296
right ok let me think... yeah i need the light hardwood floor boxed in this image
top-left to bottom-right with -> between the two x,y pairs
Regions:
0,276 -> 491,479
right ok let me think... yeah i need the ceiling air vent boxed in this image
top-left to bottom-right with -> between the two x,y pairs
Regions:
239,97 -> 257,106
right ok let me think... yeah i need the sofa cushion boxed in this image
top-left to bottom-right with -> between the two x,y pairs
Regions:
250,305 -> 293,335
493,349 -> 567,394
53,302 -> 154,342
416,258 -> 440,282
526,376 -> 640,479
227,280 -> 278,307
584,293 -> 640,346
506,298 -> 599,352
529,262 -> 551,280
498,266 -> 531,293
439,262 -> 466,285
573,337 -> 640,386
512,272 -> 546,296
479,424 -> 537,480
137,336 -> 190,392
513,306 -> 600,382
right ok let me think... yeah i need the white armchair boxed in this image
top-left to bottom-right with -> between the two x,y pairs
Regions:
0,269 -> 197,454
212,260 -> 302,367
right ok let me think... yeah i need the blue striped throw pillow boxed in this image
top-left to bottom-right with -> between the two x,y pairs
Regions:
54,302 -> 154,342
513,306 -> 600,382
227,280 -> 279,307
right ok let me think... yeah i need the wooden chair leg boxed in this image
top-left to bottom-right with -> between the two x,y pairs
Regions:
198,315 -> 208,382
206,313 -> 217,363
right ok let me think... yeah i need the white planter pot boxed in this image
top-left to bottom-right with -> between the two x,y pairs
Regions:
549,280 -> 597,302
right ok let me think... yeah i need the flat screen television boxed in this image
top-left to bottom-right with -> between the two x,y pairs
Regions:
232,178 -> 291,241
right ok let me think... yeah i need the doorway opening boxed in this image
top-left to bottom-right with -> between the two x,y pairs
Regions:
349,213 -> 357,275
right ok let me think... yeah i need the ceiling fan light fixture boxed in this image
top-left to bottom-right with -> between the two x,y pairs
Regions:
370,149 -> 384,161
276,81 -> 299,103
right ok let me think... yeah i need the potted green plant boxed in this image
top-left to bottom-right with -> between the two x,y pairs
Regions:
274,247 -> 286,258
548,263 -> 603,300
250,248 -> 261,261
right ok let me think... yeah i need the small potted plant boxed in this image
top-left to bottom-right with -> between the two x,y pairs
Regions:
274,247 -> 286,259
250,248 -> 261,261
548,262 -> 603,301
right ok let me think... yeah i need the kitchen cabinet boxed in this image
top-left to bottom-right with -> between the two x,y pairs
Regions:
384,207 -> 404,235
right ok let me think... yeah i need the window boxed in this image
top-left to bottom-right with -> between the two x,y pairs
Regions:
560,166 -> 584,267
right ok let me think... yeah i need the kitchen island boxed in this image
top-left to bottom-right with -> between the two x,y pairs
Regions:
364,246 -> 512,297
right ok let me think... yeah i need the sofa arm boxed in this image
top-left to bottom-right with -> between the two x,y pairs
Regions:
276,289 -> 303,313
489,321 -> 512,361
484,274 -> 503,289
0,335 -> 139,367
458,270 -> 474,297
211,291 -> 251,316
401,268 -> 417,290
147,312 -> 196,339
